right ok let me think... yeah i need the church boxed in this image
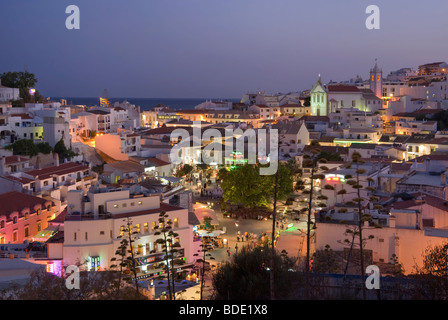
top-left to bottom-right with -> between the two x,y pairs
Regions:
310,62 -> 383,116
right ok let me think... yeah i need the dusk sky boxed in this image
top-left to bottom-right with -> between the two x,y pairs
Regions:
1,0 -> 448,99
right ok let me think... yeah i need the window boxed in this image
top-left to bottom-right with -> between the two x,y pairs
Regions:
152,221 -> 156,230
100,231 -> 105,235
85,232 -> 88,240
13,216 -> 17,224
43,181 -> 48,186
0,220 -> 4,229
24,226 -> 29,238
13,230 -> 18,242
36,209 -> 40,215
113,204 -> 119,208
144,222 -> 149,233
120,226 -> 124,237
136,224 -> 141,233
37,222 -> 41,232
173,218 -> 179,228
74,232 -> 77,241
138,201 -> 143,205
122,203 -> 127,208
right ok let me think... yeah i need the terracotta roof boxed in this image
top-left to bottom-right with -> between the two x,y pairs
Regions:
148,157 -> 171,167
2,175 -> 35,184
50,209 -> 68,224
327,85 -> 361,93
4,155 -> 29,165
176,110 -> 206,114
104,161 -> 144,173
112,202 -> 185,219
142,126 -> 179,135
388,194 -> 448,212
299,115 -> 330,122
10,113 -> 33,120
0,191 -> 51,220
415,154 -> 448,162
26,162 -> 89,180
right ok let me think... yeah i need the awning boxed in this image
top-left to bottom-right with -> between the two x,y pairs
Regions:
32,225 -> 59,242
158,176 -> 183,183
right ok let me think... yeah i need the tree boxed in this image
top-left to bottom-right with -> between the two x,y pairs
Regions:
316,150 -> 343,162
5,139 -> 39,157
112,218 -> 140,296
175,164 -> 193,178
220,163 -> 292,210
221,164 -> 272,209
5,139 -> 54,157
212,246 -> 301,300
312,244 -> 341,274
193,236 -> 216,300
414,242 -> 448,299
153,211 -> 183,300
0,71 -> 45,104
338,152 -> 377,300
54,138 -> 77,161
300,140 -> 327,299
0,267 -> 147,300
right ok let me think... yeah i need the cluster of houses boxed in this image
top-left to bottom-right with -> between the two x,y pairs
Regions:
1,60 -> 448,286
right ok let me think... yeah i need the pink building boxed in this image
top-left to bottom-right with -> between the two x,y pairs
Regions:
0,191 -> 56,244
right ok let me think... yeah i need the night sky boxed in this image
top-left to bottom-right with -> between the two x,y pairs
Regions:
1,0 -> 447,98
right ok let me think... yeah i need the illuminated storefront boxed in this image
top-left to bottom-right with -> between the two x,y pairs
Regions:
134,248 -> 192,280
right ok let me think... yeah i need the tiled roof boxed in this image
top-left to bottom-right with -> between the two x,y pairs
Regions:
327,85 -> 361,93
2,175 -> 35,184
10,113 -> 33,120
148,157 -> 171,167
4,155 -> 29,165
299,115 -> 330,122
112,202 -> 186,219
0,191 -> 51,220
104,161 -> 144,173
142,126 -> 179,135
26,162 -> 89,180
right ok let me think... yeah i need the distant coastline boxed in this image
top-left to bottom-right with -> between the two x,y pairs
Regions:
50,97 -> 241,111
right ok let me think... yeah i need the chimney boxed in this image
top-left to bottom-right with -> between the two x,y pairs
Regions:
0,156 -> 6,175
54,152 -> 59,167
36,155 -> 42,169
425,157 -> 430,172
389,216 -> 396,228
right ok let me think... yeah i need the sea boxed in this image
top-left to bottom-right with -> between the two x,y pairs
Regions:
51,97 -> 241,111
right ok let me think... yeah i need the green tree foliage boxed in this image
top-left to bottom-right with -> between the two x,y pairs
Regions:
212,246 -> 301,300
111,218 -> 140,296
54,138 -> 77,161
175,164 -> 194,178
0,71 -> 45,105
220,163 -> 292,209
316,151 -> 343,162
0,267 -> 147,300
153,211 -> 183,300
5,139 -> 53,157
312,245 -> 341,274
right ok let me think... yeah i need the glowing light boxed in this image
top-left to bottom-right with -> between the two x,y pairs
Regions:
29,89 -> 36,95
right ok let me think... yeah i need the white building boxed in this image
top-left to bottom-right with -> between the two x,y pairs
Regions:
0,80 -> 19,102
62,187 -> 197,277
